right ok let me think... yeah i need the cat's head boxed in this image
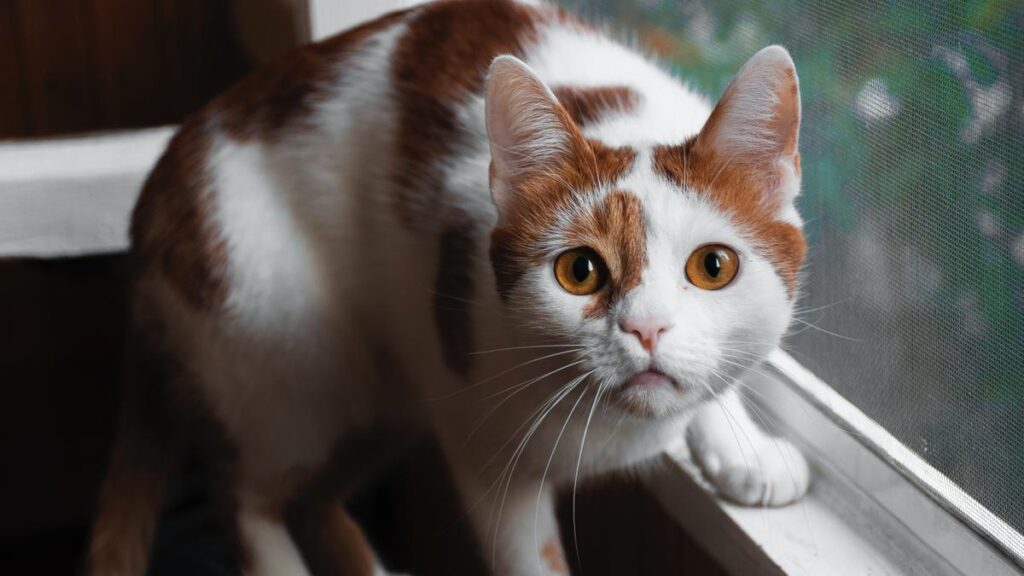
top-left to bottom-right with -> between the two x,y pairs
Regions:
485,46 -> 805,418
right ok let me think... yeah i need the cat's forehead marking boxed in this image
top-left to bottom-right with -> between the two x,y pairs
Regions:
490,142 -> 637,299
565,189 -> 647,319
651,142 -> 805,293
551,86 -> 640,128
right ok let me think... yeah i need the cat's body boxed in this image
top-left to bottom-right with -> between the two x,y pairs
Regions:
89,2 -> 810,575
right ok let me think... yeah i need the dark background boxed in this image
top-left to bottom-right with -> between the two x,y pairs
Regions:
0,1 -> 723,574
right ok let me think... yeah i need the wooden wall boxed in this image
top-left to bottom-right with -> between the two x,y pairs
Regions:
0,0 -> 259,138
0,256 -> 127,575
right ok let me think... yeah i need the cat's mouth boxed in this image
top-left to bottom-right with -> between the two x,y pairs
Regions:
621,368 -> 678,391
608,367 -> 684,417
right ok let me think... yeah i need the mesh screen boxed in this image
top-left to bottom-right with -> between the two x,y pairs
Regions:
557,0 -> 1024,535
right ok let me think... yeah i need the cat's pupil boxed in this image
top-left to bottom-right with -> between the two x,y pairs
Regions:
572,256 -> 593,282
704,252 -> 721,278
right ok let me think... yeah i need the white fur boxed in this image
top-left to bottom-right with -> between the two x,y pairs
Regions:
709,46 -> 796,154
148,8 -> 808,575
524,24 -> 713,145
487,55 -> 578,215
239,510 -> 310,575
699,45 -> 804,225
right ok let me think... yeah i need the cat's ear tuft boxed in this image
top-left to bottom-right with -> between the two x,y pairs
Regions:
694,45 -> 802,224
485,55 -> 589,218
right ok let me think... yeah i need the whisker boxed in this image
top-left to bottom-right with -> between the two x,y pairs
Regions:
454,380 -> 581,538
535,383 -> 592,576
701,380 -> 756,480
789,318 -> 861,342
490,383 -> 573,565
426,348 -> 582,401
711,371 -> 805,511
462,360 -> 586,447
470,344 -> 581,356
490,371 -> 590,565
482,360 -> 586,402
482,373 -> 585,472
572,382 -> 604,573
791,297 -> 851,316
598,407 -> 630,453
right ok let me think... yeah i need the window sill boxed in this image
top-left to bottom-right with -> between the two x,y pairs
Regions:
0,128 -> 173,257
644,351 -> 1023,576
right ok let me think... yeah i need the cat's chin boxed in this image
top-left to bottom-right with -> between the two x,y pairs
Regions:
608,369 -> 693,419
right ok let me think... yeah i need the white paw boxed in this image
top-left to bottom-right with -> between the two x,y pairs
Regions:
690,437 -> 810,507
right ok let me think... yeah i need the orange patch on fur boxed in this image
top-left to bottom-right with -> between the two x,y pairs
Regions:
132,120 -> 228,311
490,142 -> 637,299
217,7 -> 412,139
652,142 -> 806,293
552,85 -> 640,127
391,0 -> 542,225
540,536 -> 569,574
567,190 -> 647,318
132,7 -> 413,311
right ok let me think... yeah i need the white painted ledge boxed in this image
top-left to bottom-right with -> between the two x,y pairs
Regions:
307,0 -> 430,40
648,447 -> 959,576
645,352 -> 1024,576
0,128 -> 173,257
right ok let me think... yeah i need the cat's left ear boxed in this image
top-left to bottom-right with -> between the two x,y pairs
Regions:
693,45 -> 802,224
485,55 -> 592,220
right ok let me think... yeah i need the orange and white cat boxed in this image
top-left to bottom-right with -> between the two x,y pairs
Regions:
89,1 -> 809,575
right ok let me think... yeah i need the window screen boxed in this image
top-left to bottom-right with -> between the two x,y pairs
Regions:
556,0 -> 1024,535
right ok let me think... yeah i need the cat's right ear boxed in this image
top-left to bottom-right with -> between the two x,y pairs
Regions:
485,55 -> 590,219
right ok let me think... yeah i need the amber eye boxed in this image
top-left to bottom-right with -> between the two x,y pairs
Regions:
686,244 -> 739,290
554,248 -> 608,295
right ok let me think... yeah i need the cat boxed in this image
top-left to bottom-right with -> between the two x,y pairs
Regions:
87,1 -> 810,574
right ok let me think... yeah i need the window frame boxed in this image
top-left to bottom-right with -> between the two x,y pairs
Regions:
646,351 -> 1023,575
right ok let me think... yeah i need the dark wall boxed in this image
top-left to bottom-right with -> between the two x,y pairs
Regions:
0,0 -> 250,138
0,256 -> 128,574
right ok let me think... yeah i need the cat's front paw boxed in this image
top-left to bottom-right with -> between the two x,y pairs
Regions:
690,436 -> 810,507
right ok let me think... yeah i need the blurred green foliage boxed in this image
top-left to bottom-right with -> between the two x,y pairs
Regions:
557,0 -> 1024,529
557,0 -> 1023,400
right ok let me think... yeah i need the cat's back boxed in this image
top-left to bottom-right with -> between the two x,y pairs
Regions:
130,0 -> 707,316
129,1 -> 533,311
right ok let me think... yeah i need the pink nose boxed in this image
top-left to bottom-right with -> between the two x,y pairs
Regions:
619,317 -> 672,352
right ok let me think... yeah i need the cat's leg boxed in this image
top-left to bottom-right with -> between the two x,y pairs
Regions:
284,428 -> 412,576
237,502 -> 311,576
457,473 -> 569,576
687,386 -> 809,506
288,491 -> 387,576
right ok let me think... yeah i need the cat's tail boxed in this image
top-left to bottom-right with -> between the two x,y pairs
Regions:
86,322 -> 177,576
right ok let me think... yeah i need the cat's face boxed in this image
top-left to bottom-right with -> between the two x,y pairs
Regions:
486,47 -> 805,418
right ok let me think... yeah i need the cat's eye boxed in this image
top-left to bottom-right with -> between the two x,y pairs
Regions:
686,244 -> 739,290
554,248 -> 608,295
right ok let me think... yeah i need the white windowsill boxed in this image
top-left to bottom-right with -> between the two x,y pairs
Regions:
645,351 -> 1024,576
0,127 -> 173,258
